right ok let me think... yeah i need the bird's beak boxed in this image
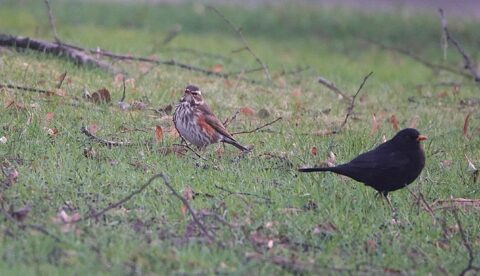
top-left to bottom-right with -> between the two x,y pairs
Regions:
417,135 -> 428,141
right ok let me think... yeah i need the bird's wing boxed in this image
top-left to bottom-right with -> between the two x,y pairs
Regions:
348,144 -> 409,170
197,104 -> 235,140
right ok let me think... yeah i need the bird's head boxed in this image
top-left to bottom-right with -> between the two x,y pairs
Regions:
180,85 -> 203,105
392,128 -> 427,149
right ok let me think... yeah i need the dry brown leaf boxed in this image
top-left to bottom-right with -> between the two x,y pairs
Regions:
463,112 -> 472,139
87,124 -> 98,136
53,209 -> 81,233
240,107 -> 256,116
390,114 -> 399,131
371,113 -> 379,134
313,222 -> 337,235
212,64 -> 223,73
155,125 -> 164,144
45,112 -> 55,126
91,88 -> 111,104
311,146 -> 317,156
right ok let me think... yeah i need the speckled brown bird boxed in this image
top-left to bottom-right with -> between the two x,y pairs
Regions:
299,128 -> 427,195
173,85 -> 250,151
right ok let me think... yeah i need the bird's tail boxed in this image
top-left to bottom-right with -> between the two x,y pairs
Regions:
298,167 -> 333,172
222,137 -> 251,152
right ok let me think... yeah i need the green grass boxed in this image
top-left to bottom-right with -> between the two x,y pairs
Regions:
1,1 -> 480,274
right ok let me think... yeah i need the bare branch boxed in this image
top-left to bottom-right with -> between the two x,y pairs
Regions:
80,126 -> 134,147
365,38 -> 471,79
43,0 -> 61,44
335,72 -> 373,133
452,210 -> 480,276
80,174 -> 161,222
0,34 -> 120,74
438,9 -> 480,83
158,173 -> 215,242
223,110 -> 240,127
318,76 -> 351,101
0,83 -> 53,94
56,71 -> 67,89
231,117 -> 282,135
208,6 -> 271,81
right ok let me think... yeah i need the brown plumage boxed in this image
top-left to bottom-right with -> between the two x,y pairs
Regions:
173,85 -> 250,151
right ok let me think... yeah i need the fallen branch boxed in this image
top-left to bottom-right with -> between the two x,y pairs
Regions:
208,6 -> 271,81
80,174 -> 161,222
452,210 -> 480,276
231,117 -> 282,135
43,0 -> 61,44
158,173 -> 215,242
0,83 -> 53,94
432,198 -> 480,211
335,71 -> 373,133
0,34 -> 119,74
318,76 -> 351,101
365,38 -> 471,79
214,183 -> 271,203
80,126 -> 134,147
439,9 -> 480,83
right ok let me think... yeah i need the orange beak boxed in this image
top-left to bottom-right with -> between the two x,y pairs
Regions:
416,135 -> 428,142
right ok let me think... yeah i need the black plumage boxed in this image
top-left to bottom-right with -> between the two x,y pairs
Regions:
299,128 -> 427,195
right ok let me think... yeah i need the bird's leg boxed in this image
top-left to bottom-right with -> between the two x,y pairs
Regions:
382,192 -> 400,220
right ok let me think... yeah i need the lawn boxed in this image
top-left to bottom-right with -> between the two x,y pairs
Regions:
0,0 -> 479,274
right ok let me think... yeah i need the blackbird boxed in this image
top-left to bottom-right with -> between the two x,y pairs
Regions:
298,128 -> 427,196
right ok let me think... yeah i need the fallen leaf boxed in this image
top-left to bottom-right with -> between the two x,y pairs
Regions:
240,107 -> 255,116
311,146 -> 317,156
45,112 -> 55,126
212,64 -> 223,73
0,136 -> 7,144
327,151 -> 336,167
409,117 -> 418,128
181,186 -> 194,216
8,205 -> 31,222
90,88 -> 111,104
463,112 -> 472,139
47,128 -> 59,137
390,114 -> 399,131
155,125 -> 163,144
312,222 -> 337,235
371,113 -> 379,134
87,124 -> 98,136
53,209 -> 81,233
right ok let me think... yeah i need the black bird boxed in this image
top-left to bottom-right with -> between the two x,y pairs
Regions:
299,128 -> 427,196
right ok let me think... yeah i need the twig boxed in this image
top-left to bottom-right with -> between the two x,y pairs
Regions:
0,34 -> 120,74
208,6 -> 271,81
318,76 -> 351,101
80,126 -> 134,147
158,173 -> 215,242
439,9 -> 480,83
214,183 -> 271,203
406,186 -> 436,224
223,110 -> 240,127
80,174 -> 162,222
365,38 -> 471,79
452,210 -> 480,276
0,83 -> 53,94
335,72 -> 373,133
231,117 -> 282,135
119,75 -> 126,102
1,207 -> 62,242
43,0 -> 61,44
56,72 -> 67,89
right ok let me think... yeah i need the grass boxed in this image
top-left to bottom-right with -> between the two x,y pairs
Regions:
1,0 -> 480,274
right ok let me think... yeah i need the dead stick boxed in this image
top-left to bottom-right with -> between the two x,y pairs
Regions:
80,174 -> 162,222
0,83 -> 53,94
452,210 -> 480,276
43,0 -> 61,44
208,6 -> 271,81
56,72 -> 67,89
231,117 -> 282,135
438,9 -> 480,83
335,72 -> 373,133
318,76 -> 351,101
80,126 -> 134,147
158,173 -> 215,242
